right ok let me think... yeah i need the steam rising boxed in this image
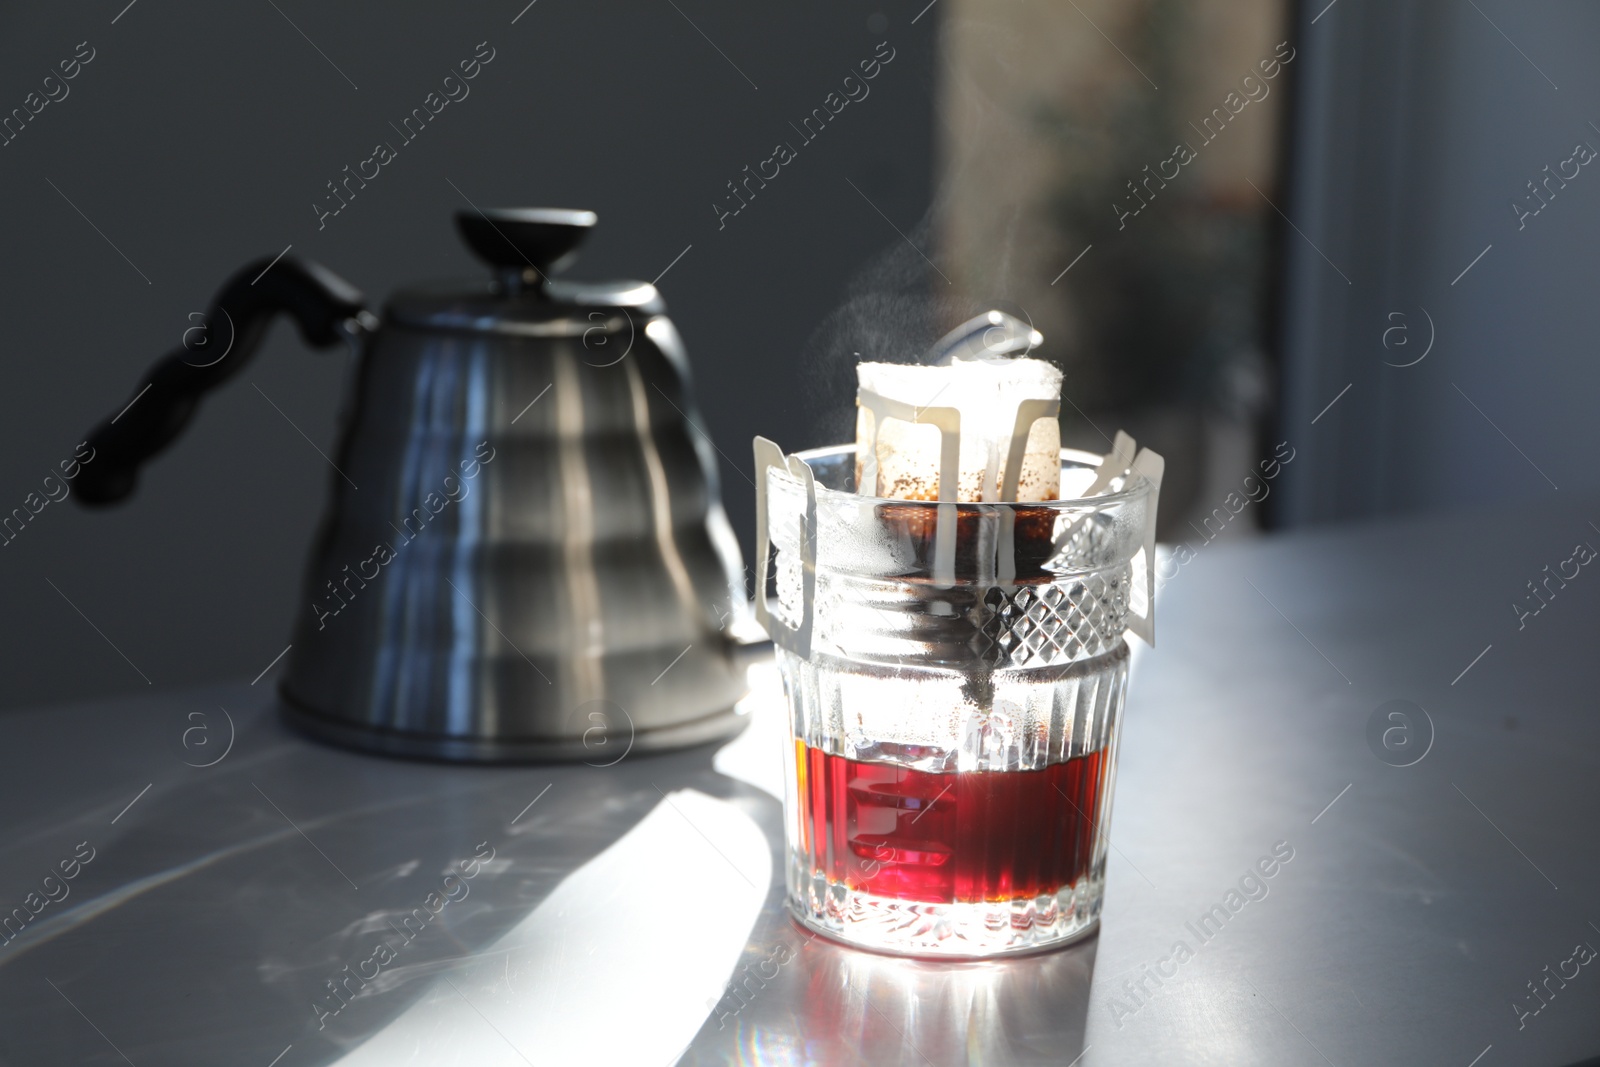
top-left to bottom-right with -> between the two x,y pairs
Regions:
796,214 -> 959,445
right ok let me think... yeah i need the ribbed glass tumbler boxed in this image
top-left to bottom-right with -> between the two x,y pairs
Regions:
755,443 -> 1158,958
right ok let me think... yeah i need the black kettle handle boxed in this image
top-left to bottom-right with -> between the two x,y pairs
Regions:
75,256 -> 372,506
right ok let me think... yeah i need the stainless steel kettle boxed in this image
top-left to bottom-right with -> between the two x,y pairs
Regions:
78,208 -> 764,762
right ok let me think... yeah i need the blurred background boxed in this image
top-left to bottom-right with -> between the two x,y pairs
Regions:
1,0 -> 1596,711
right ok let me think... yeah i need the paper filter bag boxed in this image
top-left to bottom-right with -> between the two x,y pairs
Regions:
855,357 -> 1063,502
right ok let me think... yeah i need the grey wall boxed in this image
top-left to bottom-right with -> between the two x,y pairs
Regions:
1275,0 -> 1600,524
0,1 -> 934,710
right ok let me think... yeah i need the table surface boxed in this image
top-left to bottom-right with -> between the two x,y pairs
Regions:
4,495 -> 1600,1067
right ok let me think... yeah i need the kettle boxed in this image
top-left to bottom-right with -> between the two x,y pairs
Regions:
77,208 -> 765,762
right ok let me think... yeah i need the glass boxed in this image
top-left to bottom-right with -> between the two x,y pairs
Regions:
756,444 -> 1156,957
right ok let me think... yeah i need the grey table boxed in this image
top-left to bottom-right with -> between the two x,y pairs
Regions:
4,495 -> 1599,1066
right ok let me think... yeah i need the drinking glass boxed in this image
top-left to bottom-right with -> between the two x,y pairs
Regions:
755,443 -> 1156,957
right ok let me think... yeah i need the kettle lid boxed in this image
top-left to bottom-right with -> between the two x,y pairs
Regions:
387,208 -> 664,335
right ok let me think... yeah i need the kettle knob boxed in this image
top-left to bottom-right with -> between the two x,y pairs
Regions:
455,208 -> 597,290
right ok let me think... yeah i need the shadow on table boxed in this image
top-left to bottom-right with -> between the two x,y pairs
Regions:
0,696 -> 766,1066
